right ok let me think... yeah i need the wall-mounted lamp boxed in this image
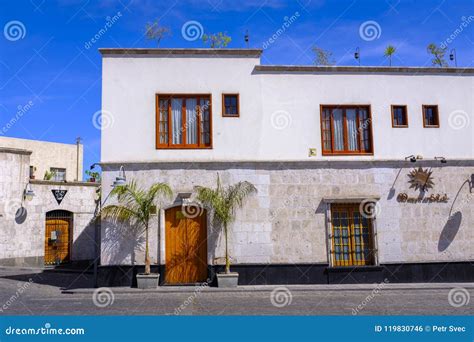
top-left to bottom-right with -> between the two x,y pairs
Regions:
434,156 -> 447,164
354,47 -> 360,66
23,183 -> 35,201
112,165 -> 127,188
404,155 -> 423,163
449,49 -> 457,67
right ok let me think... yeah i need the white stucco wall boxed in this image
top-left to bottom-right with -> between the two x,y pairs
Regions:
101,52 -> 473,163
0,136 -> 83,181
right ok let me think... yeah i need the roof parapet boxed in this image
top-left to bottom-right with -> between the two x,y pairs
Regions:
254,65 -> 474,75
99,48 -> 263,57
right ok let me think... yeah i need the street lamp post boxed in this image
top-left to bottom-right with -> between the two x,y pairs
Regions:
89,163 -> 127,287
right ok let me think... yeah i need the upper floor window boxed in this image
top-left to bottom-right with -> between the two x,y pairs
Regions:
156,94 -> 212,149
222,94 -> 239,117
320,105 -> 373,155
391,105 -> 408,127
50,168 -> 66,181
423,105 -> 439,128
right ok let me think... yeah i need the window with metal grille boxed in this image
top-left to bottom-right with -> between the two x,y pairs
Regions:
45,210 -> 73,265
330,203 -> 375,266
320,105 -> 373,155
156,94 -> 212,149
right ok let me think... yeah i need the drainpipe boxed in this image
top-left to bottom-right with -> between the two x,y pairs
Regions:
75,137 -> 81,181
90,162 -> 106,288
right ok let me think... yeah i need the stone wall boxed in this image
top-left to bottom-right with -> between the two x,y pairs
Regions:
0,148 -> 99,267
100,161 -> 474,267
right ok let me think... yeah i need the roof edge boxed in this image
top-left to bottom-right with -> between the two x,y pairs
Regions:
30,179 -> 100,187
254,65 -> 474,75
0,147 -> 32,155
99,48 -> 263,57
0,136 -> 81,147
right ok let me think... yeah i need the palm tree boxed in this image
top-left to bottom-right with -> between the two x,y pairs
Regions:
427,43 -> 448,67
194,174 -> 257,274
101,180 -> 172,274
384,45 -> 396,66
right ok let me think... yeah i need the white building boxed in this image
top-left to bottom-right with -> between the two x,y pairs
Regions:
0,136 -> 83,182
0,138 -> 98,267
99,48 -> 474,286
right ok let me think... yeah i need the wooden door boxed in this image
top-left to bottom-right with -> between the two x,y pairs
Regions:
44,216 -> 71,265
165,206 -> 207,284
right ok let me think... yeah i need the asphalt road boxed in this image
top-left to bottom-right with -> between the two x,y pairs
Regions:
0,268 -> 472,316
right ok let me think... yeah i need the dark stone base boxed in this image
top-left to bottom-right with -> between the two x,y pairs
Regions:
382,261 -> 474,283
327,266 -> 384,284
216,264 -> 329,285
97,261 -> 474,287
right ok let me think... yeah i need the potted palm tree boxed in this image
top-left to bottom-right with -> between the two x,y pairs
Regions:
195,174 -> 257,287
101,180 -> 172,289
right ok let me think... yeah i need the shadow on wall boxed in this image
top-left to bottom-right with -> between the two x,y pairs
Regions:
438,175 -> 473,252
207,219 -> 221,267
438,211 -> 462,252
101,220 -> 145,265
72,218 -> 97,261
15,207 -> 28,224
387,168 -> 403,200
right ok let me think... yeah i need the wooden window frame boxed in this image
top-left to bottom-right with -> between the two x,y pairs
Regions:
155,94 -> 213,149
222,93 -> 240,117
391,105 -> 408,128
330,203 -> 376,267
422,105 -> 440,128
320,105 -> 374,156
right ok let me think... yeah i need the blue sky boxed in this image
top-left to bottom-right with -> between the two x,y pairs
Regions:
0,0 -> 473,176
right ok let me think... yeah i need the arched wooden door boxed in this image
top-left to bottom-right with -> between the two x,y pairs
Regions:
165,206 -> 208,284
44,210 -> 72,265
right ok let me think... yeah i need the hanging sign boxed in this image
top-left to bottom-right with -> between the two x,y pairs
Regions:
52,189 -> 67,205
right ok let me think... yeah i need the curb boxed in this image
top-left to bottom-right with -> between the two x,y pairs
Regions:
0,266 -> 93,275
62,283 -> 474,295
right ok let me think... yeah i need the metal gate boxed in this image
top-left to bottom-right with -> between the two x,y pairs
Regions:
44,210 -> 73,265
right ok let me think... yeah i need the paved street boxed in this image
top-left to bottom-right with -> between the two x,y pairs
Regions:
0,267 -> 472,316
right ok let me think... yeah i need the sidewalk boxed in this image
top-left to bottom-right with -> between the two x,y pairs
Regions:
63,282 -> 474,294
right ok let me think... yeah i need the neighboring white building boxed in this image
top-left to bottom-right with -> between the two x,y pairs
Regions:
99,48 -> 474,286
0,138 -> 98,267
0,136 -> 83,182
